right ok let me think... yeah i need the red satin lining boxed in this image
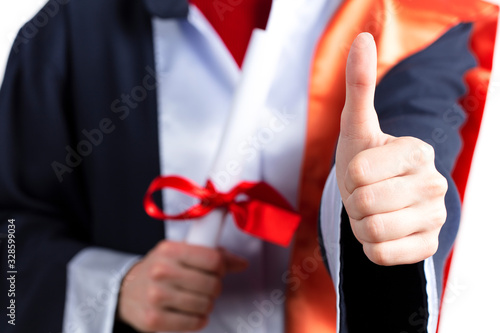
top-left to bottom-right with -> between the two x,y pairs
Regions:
190,0 -> 273,67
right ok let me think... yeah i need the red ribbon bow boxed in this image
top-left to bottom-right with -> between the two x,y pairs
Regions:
143,176 -> 301,247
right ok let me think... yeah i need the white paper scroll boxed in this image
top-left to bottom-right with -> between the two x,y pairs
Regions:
185,28 -> 284,247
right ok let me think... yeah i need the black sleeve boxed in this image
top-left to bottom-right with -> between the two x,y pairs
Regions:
0,3 -> 90,332
0,0 -> 166,331
337,23 -> 476,332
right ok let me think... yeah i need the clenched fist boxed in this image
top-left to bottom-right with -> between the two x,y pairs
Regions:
336,33 -> 448,266
118,241 -> 248,332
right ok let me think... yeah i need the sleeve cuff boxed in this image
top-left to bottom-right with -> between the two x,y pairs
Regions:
63,247 -> 141,333
319,166 -> 343,332
319,166 -> 439,333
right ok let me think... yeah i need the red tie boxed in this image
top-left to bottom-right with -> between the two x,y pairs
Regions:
190,0 -> 273,67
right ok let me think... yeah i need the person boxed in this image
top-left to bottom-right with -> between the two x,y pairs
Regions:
0,0 -> 497,332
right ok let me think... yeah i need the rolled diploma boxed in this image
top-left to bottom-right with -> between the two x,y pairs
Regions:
185,28 -> 282,247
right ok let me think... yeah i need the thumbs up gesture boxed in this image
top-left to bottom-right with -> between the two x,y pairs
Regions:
336,33 -> 448,266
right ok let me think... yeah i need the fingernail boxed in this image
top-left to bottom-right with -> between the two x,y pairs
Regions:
356,32 -> 374,48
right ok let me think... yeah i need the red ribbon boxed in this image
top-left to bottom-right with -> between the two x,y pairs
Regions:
143,176 -> 301,247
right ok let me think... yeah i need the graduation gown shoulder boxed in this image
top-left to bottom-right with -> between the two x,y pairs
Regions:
0,0 -> 169,331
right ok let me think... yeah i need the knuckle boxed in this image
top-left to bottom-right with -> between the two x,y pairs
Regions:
347,156 -> 370,188
157,241 -> 177,256
419,140 -> 435,161
414,234 -> 439,262
171,314 -> 206,332
423,236 -> 439,259
364,215 -> 385,243
424,174 -> 448,198
178,292 -> 209,314
146,286 -> 164,305
420,171 -> 448,199
431,207 -> 447,229
410,140 -> 434,166
149,261 -> 174,281
438,207 -> 447,225
436,175 -> 448,196
195,296 -> 212,314
365,243 -> 392,266
207,250 -> 224,270
397,136 -> 417,148
349,220 -> 364,243
148,263 -> 165,281
188,317 -> 208,331
352,187 -> 374,216
143,309 -> 162,331
196,249 -> 223,274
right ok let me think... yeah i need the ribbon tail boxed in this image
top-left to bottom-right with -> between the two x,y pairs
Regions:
231,201 -> 301,247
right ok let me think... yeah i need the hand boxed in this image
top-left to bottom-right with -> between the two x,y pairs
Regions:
335,33 -> 448,266
118,241 -> 248,332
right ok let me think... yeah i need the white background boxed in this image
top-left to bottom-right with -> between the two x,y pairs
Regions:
1,1 -> 499,331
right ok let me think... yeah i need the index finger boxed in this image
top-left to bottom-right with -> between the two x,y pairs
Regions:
344,136 -> 435,193
156,241 -> 223,275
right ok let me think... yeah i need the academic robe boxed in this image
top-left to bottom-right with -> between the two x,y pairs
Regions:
0,0 -> 497,332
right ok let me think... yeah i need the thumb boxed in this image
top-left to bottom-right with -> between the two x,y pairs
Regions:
342,32 -> 381,140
